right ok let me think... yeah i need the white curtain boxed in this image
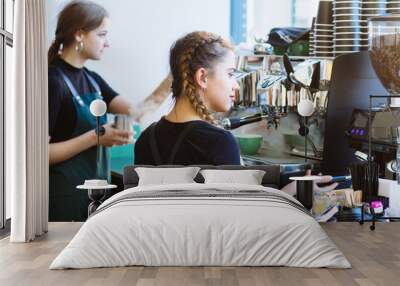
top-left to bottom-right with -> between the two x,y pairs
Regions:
7,0 -> 49,242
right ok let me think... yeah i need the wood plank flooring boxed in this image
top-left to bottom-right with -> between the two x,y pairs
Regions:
0,222 -> 399,286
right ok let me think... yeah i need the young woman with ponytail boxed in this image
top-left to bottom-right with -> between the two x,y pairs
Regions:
134,31 -> 241,165
48,0 -> 171,222
48,0 -> 132,222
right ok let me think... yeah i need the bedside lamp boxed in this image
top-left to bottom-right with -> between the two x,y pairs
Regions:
77,99 -> 117,217
89,99 -> 107,178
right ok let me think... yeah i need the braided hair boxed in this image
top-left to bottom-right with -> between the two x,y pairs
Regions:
169,31 -> 234,123
48,0 -> 108,65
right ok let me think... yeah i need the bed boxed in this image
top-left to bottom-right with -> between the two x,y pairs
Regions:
50,165 -> 351,269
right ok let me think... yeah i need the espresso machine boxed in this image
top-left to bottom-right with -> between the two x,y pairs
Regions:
217,53 -> 334,181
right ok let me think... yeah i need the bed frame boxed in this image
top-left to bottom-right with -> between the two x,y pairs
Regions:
123,165 -> 281,189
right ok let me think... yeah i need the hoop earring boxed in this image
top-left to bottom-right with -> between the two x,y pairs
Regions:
75,41 -> 84,52
57,43 -> 64,56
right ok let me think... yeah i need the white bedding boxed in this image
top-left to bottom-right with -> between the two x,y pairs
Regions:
50,183 -> 351,269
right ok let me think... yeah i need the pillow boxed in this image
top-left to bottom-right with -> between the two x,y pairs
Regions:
135,167 -> 201,186
200,169 -> 266,185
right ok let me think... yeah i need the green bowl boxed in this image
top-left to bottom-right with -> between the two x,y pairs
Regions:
273,46 -> 287,55
288,40 -> 310,56
273,40 -> 310,56
235,134 -> 263,155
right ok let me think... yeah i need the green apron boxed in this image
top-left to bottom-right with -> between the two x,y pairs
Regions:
49,69 -> 109,222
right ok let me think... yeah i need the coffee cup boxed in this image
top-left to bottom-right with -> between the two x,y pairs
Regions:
113,114 -> 134,142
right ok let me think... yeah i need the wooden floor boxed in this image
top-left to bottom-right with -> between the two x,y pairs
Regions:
0,222 -> 399,286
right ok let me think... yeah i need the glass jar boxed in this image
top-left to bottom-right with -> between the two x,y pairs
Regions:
369,15 -> 400,106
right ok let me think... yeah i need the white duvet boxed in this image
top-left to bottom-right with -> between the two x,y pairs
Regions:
50,183 -> 351,269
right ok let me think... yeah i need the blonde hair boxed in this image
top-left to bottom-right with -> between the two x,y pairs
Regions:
169,31 -> 234,123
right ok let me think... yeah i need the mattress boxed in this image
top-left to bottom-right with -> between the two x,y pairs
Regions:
50,183 -> 351,269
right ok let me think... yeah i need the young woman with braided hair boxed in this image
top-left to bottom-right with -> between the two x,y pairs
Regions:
134,31 -> 339,198
135,31 -> 241,165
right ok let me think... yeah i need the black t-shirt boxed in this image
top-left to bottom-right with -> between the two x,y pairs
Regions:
48,58 -> 118,143
134,117 -> 241,165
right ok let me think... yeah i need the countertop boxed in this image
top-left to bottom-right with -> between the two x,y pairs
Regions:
110,145 -> 321,178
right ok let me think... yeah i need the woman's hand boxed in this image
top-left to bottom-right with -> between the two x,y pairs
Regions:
305,169 -> 338,193
98,123 -> 132,147
280,169 -> 338,196
128,73 -> 173,123
49,124 -> 132,165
